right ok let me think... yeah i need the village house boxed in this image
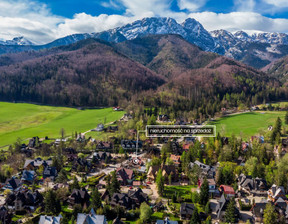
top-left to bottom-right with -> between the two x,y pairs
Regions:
251,201 -> 267,223
28,136 -> 40,148
110,188 -> 148,209
215,194 -> 239,221
116,168 -> 134,185
39,215 -> 62,224
6,190 -> 43,212
76,208 -> 107,224
21,170 -> 36,184
189,160 -> 216,178
121,140 -> 143,150
72,158 -> 92,172
147,165 -> 178,183
156,217 -> 178,224
93,152 -> 112,162
198,178 -> 217,195
68,188 -> 90,208
23,158 -> 52,170
180,203 -> 195,220
267,184 -> 287,202
43,166 -> 58,181
219,185 -> 236,198
3,178 -> 22,191
237,174 -> 268,196
96,141 -> 113,150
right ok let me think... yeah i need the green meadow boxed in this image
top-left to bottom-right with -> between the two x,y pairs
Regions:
0,102 -> 125,147
210,111 -> 286,139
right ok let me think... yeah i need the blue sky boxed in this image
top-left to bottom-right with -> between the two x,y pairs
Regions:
1,0 -> 288,44
36,0 -> 288,19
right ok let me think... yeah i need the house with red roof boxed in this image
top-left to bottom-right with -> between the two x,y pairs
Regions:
219,185 -> 235,198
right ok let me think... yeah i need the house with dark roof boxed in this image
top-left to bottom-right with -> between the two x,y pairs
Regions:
94,152 -> 112,162
21,170 -> 36,184
76,208 -> 107,224
3,178 -> 22,191
96,141 -> 113,150
110,188 -> 148,209
6,190 -> 43,212
215,194 -> 239,221
68,188 -> 90,208
121,140 -> 143,150
237,174 -> 268,196
28,136 -> 40,148
251,201 -> 268,223
116,168 -> 134,185
43,166 -> 58,181
72,158 -> 92,172
147,165 -> 178,182
180,203 -> 195,220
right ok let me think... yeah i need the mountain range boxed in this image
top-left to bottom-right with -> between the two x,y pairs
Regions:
0,34 -> 282,109
2,17 -> 288,69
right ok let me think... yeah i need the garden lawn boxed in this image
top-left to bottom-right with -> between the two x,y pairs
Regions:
164,185 -> 197,201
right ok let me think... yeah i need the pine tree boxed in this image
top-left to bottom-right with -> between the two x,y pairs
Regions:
199,178 -> 209,205
44,190 -> 61,215
70,176 -> 80,190
225,198 -> 236,223
110,171 -> 120,195
90,187 -> 102,210
263,203 -> 278,224
156,169 -> 165,196
285,111 -> 288,125
190,207 -> 201,224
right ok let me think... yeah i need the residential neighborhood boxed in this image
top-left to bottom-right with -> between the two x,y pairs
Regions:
0,108 -> 287,224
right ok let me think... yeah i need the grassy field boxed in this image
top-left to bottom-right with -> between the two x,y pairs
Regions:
164,185 -> 197,201
0,102 -> 125,147
210,111 -> 286,139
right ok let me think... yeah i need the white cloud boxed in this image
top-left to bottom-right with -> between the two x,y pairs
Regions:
234,0 -> 255,12
177,0 -> 207,11
188,11 -> 288,33
262,0 -> 288,8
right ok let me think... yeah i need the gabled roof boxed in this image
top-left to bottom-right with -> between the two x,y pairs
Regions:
39,215 -> 62,224
21,170 -> 36,182
5,178 -> 21,190
252,202 -> 267,217
180,203 -> 195,216
76,209 -> 107,224
116,168 -> 134,181
220,185 -> 235,195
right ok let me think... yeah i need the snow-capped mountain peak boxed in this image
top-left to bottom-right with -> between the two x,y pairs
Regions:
0,36 -> 34,45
